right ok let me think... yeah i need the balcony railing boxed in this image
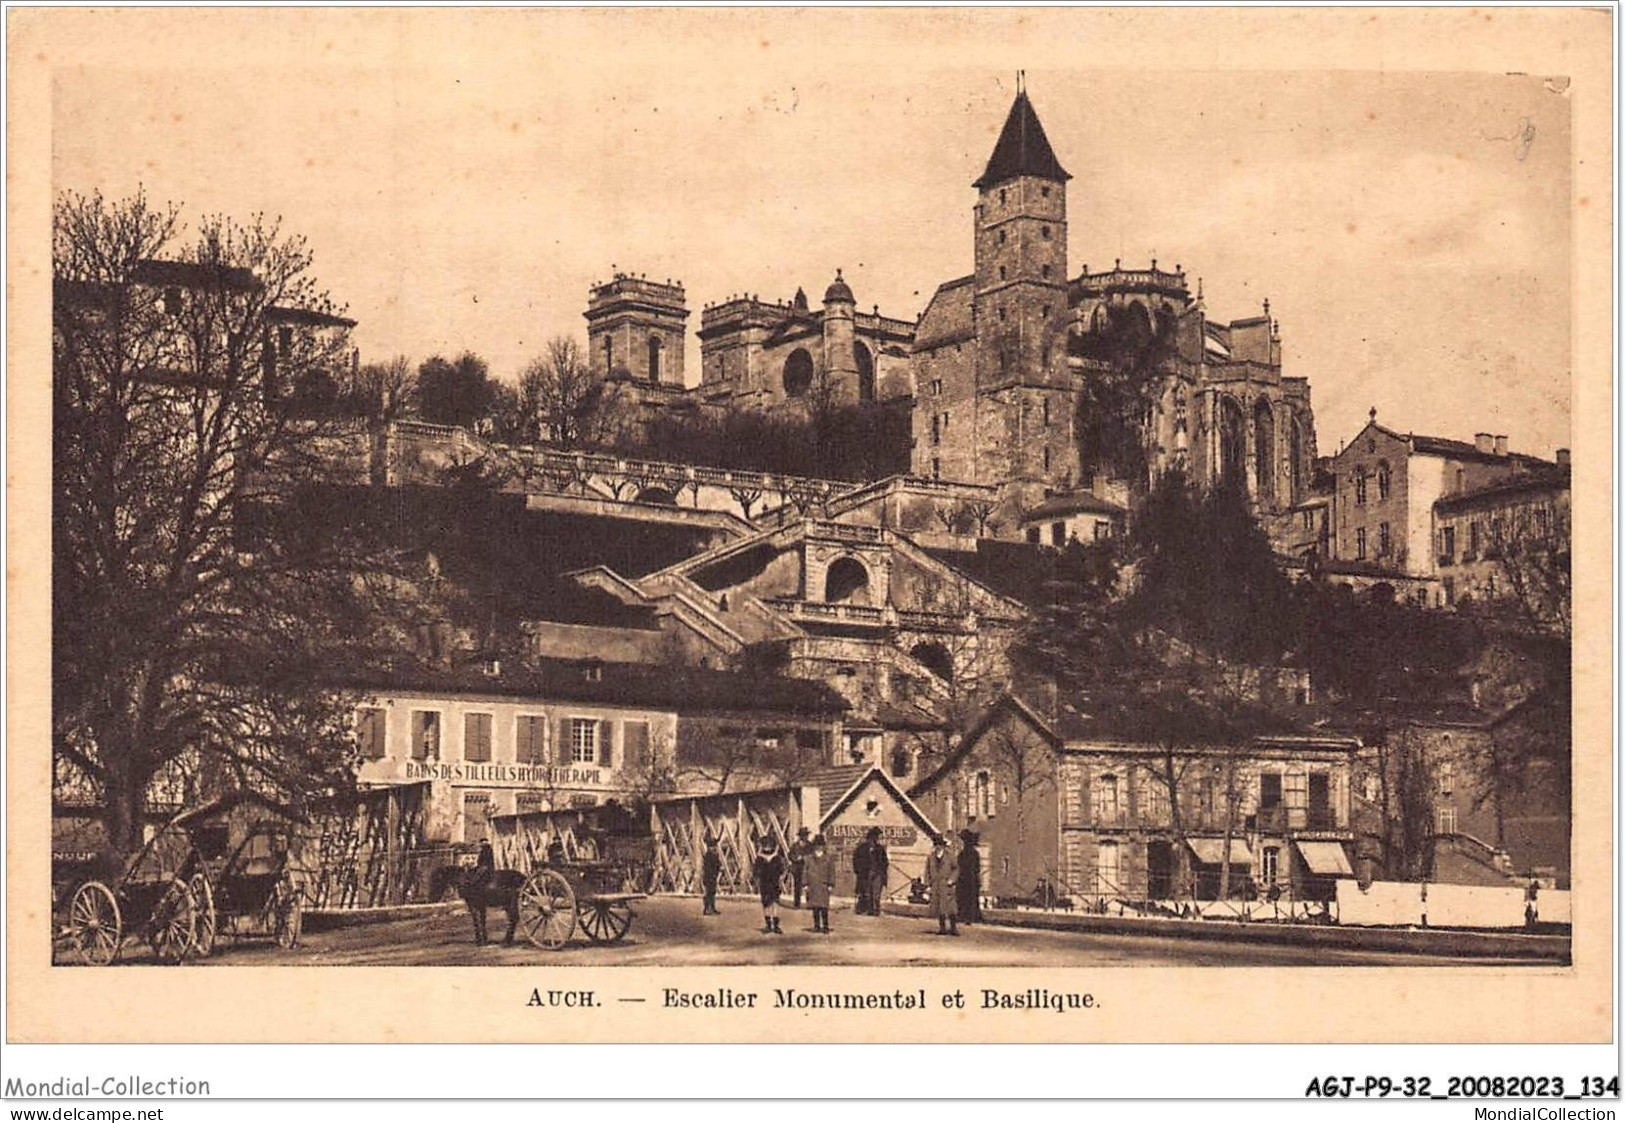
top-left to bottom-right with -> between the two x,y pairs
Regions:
770,599 -> 888,627
1255,806 -> 1340,833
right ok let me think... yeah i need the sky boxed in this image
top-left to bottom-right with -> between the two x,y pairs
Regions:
50,10 -> 1575,460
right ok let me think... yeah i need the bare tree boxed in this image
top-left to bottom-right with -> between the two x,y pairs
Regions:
520,335 -> 630,450
53,188 -> 403,858
1486,498 -> 1571,638
978,719 -> 1057,892
350,354 -> 417,421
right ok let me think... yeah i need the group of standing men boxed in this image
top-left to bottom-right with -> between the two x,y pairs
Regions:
922,829 -> 984,936
698,824 -> 984,935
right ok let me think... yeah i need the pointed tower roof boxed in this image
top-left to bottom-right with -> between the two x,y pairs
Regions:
973,89 -> 1071,189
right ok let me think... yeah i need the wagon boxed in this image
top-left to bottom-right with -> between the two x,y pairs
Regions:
516,859 -> 646,950
59,818 -> 203,965
188,820 -> 305,956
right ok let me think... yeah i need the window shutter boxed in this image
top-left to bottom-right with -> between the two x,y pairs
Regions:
556,715 -> 570,764
624,722 -> 650,770
599,719 -> 615,768
515,717 -> 532,764
465,713 -> 491,763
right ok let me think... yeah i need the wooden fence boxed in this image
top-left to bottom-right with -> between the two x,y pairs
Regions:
648,788 -> 809,898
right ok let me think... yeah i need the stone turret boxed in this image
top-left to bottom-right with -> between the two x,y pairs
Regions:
821,269 -> 858,403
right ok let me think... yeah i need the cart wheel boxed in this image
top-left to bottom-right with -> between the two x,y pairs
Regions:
518,868 -> 576,950
273,878 -> 304,949
189,874 -> 217,958
67,881 -> 123,966
579,899 -> 634,944
148,878 -> 196,965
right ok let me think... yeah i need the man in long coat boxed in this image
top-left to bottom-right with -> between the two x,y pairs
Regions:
956,829 -> 983,923
865,827 -> 890,918
852,834 -> 874,915
924,833 -> 960,936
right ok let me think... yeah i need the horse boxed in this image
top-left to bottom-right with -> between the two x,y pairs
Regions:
456,866 -> 528,946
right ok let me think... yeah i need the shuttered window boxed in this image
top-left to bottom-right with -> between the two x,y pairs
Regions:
570,718 -> 598,764
464,712 -> 492,762
356,707 -> 386,760
516,716 -> 547,764
411,711 -> 440,760
623,722 -> 651,770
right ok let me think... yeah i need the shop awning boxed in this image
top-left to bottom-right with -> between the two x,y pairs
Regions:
1187,837 -> 1253,866
1295,840 -> 1354,876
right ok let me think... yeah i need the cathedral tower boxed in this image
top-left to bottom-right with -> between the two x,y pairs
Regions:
584,272 -> 689,386
969,81 -> 1080,507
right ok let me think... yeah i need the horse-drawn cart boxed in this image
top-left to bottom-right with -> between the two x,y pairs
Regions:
189,820 -> 305,956
59,819 -> 203,965
516,860 -> 645,950
57,793 -> 307,965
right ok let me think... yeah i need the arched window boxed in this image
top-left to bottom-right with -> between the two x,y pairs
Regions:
1289,415 -> 1305,504
823,556 -> 870,605
1253,398 -> 1275,503
647,336 -> 662,383
1095,840 -> 1119,893
854,341 -> 875,402
1219,397 -> 1246,491
974,771 -> 993,819
782,348 -> 814,397
889,745 -> 912,779
909,641 -> 954,685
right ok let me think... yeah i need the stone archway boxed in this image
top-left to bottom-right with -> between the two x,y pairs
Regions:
909,641 -> 955,685
823,556 -> 870,605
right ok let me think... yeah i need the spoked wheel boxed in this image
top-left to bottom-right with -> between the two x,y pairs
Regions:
67,881 -> 123,966
518,868 -> 576,950
578,899 -> 634,944
272,877 -> 304,949
189,874 -> 217,958
147,878 -> 197,965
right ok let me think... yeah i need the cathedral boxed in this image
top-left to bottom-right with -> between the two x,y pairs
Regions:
585,80 -> 1319,535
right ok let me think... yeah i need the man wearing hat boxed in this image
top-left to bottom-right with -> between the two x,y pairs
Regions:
700,834 -> 721,916
787,826 -> 813,909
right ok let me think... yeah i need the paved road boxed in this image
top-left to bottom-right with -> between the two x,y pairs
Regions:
194,896 -> 1548,967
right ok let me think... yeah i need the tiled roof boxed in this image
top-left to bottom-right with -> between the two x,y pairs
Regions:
973,91 -> 1071,188
133,258 -> 260,291
913,276 -> 976,350
1022,491 -> 1126,521
321,656 -> 849,716
798,765 -> 871,799
1434,465 -> 1570,512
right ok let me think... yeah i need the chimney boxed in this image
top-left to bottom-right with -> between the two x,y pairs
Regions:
1494,435 -> 1508,457
1474,433 -> 1494,454
1556,448 -> 1571,467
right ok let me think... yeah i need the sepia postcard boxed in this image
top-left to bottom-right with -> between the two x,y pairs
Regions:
5,6 -> 1614,1050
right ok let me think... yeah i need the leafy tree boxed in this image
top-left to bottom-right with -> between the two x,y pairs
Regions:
52,188 -> 403,858
416,351 -> 494,429
1126,469 -> 1296,664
